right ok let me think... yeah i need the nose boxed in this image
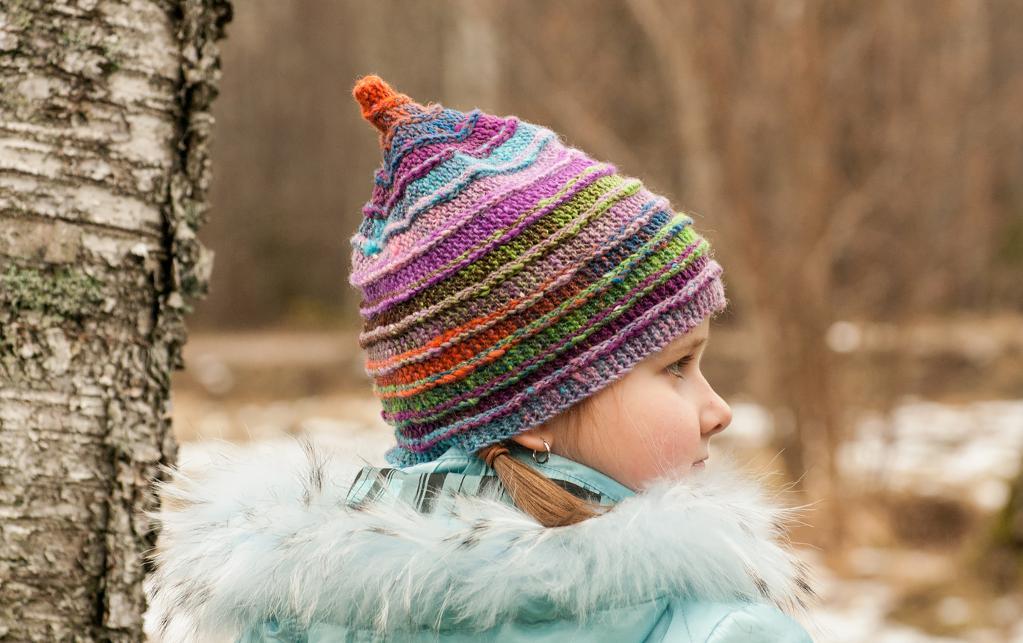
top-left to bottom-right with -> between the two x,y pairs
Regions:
702,387 -> 732,438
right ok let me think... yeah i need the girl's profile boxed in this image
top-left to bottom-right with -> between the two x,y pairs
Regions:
145,74 -> 819,642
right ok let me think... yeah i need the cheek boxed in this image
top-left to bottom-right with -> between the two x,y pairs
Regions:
581,373 -> 706,489
645,401 -> 702,461
618,384 -> 704,473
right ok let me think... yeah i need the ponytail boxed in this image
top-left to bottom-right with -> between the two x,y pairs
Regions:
477,442 -> 605,527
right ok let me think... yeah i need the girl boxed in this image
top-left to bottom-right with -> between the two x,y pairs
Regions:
145,75 -> 820,642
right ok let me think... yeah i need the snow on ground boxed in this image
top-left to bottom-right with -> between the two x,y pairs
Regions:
719,398 -> 1023,642
721,399 -> 1023,511
839,399 -> 1023,510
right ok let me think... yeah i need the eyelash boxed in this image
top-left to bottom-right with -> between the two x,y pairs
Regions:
666,355 -> 694,379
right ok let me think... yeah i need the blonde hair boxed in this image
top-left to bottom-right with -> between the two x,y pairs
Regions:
475,402 -> 608,527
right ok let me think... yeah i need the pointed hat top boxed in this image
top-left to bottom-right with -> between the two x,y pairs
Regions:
352,74 -> 424,141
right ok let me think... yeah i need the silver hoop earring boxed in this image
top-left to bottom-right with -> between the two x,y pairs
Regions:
532,439 -> 551,464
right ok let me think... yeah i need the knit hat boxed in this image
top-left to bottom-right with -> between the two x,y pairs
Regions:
349,75 -> 728,467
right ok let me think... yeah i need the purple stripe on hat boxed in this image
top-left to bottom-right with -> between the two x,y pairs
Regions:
359,155 -> 613,312
351,137 -> 579,291
361,113 -> 515,221
362,188 -> 666,363
358,147 -> 591,303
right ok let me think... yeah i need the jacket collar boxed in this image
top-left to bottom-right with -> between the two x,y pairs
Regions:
145,437 -> 819,641
504,442 -> 636,502
395,442 -> 635,503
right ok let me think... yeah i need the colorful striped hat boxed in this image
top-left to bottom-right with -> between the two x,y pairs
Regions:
349,75 -> 728,467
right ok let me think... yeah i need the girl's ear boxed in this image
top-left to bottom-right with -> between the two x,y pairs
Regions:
509,426 -> 554,453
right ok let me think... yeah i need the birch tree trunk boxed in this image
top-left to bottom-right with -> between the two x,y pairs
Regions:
0,0 -> 230,639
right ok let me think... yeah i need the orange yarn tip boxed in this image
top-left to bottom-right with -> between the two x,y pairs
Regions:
352,74 -> 414,135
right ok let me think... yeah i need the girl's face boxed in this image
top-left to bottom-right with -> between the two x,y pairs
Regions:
513,318 -> 732,491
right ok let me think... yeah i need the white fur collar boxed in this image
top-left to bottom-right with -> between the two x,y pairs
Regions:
144,437 -> 819,641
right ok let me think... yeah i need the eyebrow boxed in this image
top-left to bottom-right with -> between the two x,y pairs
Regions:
668,336 -> 706,358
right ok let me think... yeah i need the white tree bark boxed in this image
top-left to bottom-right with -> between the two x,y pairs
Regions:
0,0 -> 229,639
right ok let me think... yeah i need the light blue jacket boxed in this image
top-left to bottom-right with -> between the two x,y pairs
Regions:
145,440 -> 819,642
